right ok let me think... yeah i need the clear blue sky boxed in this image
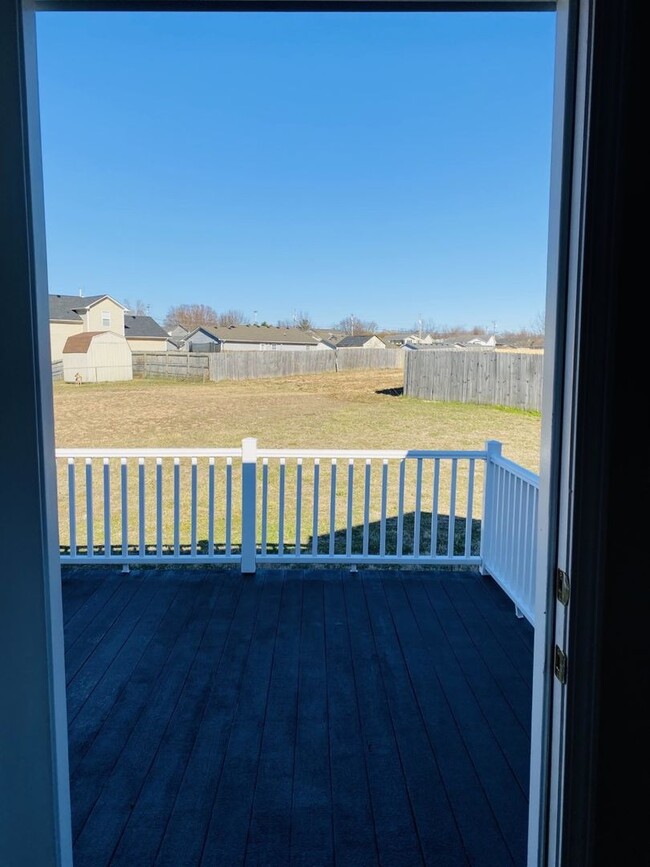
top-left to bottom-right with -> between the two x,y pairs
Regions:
36,11 -> 555,333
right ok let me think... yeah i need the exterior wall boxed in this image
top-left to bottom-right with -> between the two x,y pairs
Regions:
125,337 -> 169,352
80,297 -> 125,336
49,321 -> 81,361
364,335 -> 386,348
63,333 -> 132,383
221,341 -> 313,352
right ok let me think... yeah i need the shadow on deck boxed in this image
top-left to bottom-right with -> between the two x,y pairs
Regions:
62,565 -> 533,867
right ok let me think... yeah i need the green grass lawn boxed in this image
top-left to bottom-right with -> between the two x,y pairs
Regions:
53,370 -> 541,556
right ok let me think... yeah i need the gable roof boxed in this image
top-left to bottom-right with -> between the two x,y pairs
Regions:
123,314 -> 169,339
336,334 -> 382,347
186,324 -> 320,346
62,331 -> 122,353
49,293 -> 127,322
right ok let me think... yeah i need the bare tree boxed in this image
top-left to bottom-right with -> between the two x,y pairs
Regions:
529,309 -> 546,336
123,298 -> 149,316
412,319 -> 450,337
336,314 -> 377,335
216,309 -> 246,327
163,303 -> 219,332
277,310 -> 313,330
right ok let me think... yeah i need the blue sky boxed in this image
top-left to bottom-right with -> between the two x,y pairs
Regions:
35,11 -> 555,332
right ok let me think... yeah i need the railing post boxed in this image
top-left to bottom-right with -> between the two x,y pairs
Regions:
480,440 -> 502,574
241,437 -> 257,574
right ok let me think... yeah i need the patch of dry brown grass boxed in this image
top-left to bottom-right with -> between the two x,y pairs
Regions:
53,371 -> 541,554
53,369 -> 541,472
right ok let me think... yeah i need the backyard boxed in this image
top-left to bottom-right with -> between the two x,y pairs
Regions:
53,369 -> 541,557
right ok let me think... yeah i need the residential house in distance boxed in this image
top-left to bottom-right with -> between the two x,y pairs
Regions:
49,293 -> 171,361
383,331 -> 434,347
183,323 -> 331,351
123,314 -> 176,352
167,323 -> 189,346
49,293 -> 128,361
336,333 -> 386,349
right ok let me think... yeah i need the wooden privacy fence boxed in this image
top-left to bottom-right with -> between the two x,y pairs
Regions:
56,439 -> 539,625
131,348 -> 404,382
404,349 -> 544,411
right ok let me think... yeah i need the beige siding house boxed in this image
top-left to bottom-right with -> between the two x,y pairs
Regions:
123,314 -> 174,352
62,331 -> 132,383
50,320 -> 81,361
49,294 -> 171,365
49,294 -> 128,361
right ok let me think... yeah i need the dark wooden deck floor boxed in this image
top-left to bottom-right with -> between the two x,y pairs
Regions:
62,566 -> 534,867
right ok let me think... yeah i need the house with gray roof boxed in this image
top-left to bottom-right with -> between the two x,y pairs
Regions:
123,315 -> 176,352
336,334 -> 386,349
49,293 -> 170,361
183,324 -> 331,352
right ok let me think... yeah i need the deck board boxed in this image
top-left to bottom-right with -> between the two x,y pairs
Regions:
63,566 -> 534,867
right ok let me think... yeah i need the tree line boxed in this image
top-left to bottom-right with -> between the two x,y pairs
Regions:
150,302 -> 545,341
161,304 -> 378,336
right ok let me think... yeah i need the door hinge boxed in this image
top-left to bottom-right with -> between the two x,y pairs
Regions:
556,569 -> 570,606
554,645 -> 568,684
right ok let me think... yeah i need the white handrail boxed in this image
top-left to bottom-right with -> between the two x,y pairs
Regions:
55,439 -> 538,624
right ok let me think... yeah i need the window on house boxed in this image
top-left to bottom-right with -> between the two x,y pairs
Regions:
101,311 -> 111,328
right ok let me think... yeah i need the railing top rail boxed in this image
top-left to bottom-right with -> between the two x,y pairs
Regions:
55,447 -> 242,458
256,448 -> 488,460
490,452 -> 540,487
55,446 -> 489,461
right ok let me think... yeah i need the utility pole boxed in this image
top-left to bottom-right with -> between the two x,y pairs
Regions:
350,314 -> 355,336
253,310 -> 258,325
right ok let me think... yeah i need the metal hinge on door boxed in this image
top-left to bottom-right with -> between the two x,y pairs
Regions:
554,646 -> 568,684
556,568 -> 570,606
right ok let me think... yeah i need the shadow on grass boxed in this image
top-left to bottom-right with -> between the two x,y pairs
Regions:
61,511 -> 481,560
375,386 -> 404,397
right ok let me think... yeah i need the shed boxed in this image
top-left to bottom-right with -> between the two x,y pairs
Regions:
62,331 -> 132,383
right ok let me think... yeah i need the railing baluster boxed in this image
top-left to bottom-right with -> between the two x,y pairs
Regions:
261,458 -> 269,556
85,458 -> 93,558
295,458 -> 303,556
362,459 -> 371,557
156,458 -> 163,557
329,459 -> 337,556
173,458 -> 180,557
346,459 -> 354,558
465,458 -> 475,558
68,458 -> 76,558
56,444 -> 538,619
312,459 -> 320,556
225,457 -> 232,556
278,458 -> 285,556
396,459 -> 405,557
447,459 -> 457,558
190,457 -> 198,557
208,457 -> 215,557
138,458 -> 145,557
413,458 -> 423,557
121,458 -> 128,560
379,459 -> 388,557
430,458 -> 440,557
103,458 -> 111,558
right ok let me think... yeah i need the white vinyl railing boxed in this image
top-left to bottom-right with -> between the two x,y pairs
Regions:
55,438 -> 539,624
480,442 -> 539,624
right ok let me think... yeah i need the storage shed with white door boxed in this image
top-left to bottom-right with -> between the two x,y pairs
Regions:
62,331 -> 133,382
